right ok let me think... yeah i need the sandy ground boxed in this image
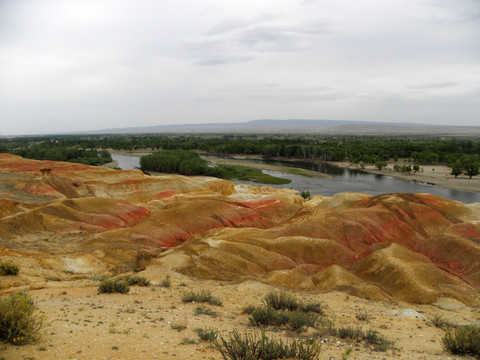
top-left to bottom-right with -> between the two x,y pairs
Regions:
1,273 -> 478,360
330,160 -> 480,194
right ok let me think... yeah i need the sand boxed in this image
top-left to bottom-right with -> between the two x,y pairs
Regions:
331,160 -> 480,194
2,276 -> 477,360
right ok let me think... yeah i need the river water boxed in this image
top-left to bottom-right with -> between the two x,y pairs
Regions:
111,154 -> 480,203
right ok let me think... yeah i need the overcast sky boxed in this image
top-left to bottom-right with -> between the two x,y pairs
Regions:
0,0 -> 479,135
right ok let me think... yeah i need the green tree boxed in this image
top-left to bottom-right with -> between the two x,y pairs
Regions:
463,160 -> 479,179
375,161 -> 387,170
449,160 -> 464,178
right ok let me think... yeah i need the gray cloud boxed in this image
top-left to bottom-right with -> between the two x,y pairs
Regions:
0,0 -> 479,135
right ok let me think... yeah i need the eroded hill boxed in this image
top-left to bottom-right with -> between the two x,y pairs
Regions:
1,153 -> 479,306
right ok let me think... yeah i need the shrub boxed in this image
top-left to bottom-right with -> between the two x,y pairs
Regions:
0,292 -> 46,345
288,311 -> 319,332
160,275 -> 171,288
300,191 -> 311,200
336,326 -> 363,340
98,279 -> 130,294
214,330 -> 322,360
123,276 -> 150,287
0,261 -> 20,276
442,325 -> 480,356
249,306 -> 318,332
182,290 -> 222,306
195,327 -> 219,342
300,302 -> 325,315
263,291 -> 324,315
263,291 -> 299,311
242,305 -> 256,314
355,309 -> 371,322
249,306 -> 290,327
330,326 -> 393,352
428,314 -> 452,330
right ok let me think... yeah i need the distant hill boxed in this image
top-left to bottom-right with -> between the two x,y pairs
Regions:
76,119 -> 480,136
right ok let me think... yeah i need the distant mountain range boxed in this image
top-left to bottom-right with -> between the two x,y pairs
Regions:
76,119 -> 480,136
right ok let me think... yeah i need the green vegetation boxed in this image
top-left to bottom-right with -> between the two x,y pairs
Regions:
194,327 -> 219,342
181,290 -> 223,306
263,291 -> 324,314
2,134 -> 479,178
160,275 -> 171,288
194,305 -> 219,318
140,150 -> 224,177
4,137 -> 112,165
0,292 -> 46,345
140,150 -> 291,184
98,279 -> 130,294
427,314 -> 453,330
300,190 -> 311,199
442,325 -> 480,356
247,291 -> 324,332
219,165 -> 291,184
214,330 -> 322,360
122,275 -> 150,287
329,326 -> 393,351
0,261 -> 20,276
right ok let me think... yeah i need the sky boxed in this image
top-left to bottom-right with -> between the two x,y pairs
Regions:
0,0 -> 479,135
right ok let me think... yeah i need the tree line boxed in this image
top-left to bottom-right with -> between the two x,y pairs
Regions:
1,134 -> 479,178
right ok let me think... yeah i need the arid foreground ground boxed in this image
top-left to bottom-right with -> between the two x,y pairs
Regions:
1,153 -> 479,360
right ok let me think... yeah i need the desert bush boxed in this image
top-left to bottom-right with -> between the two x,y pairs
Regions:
355,309 -> 371,322
263,291 -> 300,311
242,305 -> 256,314
160,275 -> 171,288
300,302 -> 325,315
0,261 -> 19,276
263,291 -> 324,315
194,305 -> 218,318
98,279 -> 130,294
181,290 -> 222,306
123,276 -> 150,287
288,311 -> 319,332
0,292 -> 45,345
214,330 -> 322,360
442,325 -> 480,356
329,326 -> 393,351
336,326 -> 363,340
249,306 -> 290,327
194,327 -> 219,342
249,306 -> 318,332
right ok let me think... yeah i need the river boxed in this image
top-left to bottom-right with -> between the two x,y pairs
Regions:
111,154 -> 480,203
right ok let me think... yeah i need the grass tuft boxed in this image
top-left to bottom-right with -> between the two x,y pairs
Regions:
160,275 -> 171,288
428,314 -> 453,330
182,290 -> 222,306
194,327 -> 219,342
194,305 -> 218,318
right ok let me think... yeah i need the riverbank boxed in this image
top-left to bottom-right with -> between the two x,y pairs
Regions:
202,156 -> 331,179
331,160 -> 480,194
215,154 -> 480,194
107,150 -> 479,194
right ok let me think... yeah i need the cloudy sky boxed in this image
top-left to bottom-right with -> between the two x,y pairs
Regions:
0,0 -> 479,135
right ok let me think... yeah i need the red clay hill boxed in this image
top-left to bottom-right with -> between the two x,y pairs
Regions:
1,153 -> 479,305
